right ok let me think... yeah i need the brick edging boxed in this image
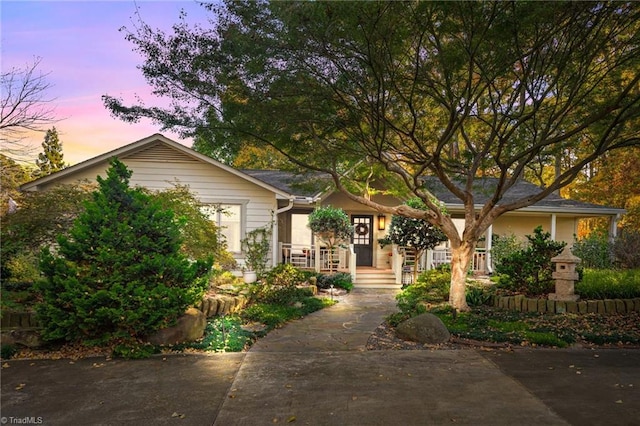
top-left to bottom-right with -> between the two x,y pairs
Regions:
493,295 -> 640,314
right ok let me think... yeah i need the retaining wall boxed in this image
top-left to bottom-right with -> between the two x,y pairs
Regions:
0,295 -> 250,330
493,294 -> 640,314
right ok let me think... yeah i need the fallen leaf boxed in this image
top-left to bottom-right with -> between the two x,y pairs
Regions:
287,416 -> 296,423
15,383 -> 26,391
615,400 -> 623,404
2,363 -> 9,368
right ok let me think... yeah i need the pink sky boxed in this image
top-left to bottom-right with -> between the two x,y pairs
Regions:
1,1 -> 211,166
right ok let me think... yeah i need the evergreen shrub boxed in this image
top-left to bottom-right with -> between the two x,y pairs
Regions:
495,226 -> 565,296
36,159 -> 212,354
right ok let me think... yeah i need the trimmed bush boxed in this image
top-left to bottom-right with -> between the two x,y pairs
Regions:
495,226 -> 565,296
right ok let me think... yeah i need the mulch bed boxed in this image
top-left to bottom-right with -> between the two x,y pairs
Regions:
365,321 -> 513,351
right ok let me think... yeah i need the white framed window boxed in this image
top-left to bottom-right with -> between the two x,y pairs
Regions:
201,204 -> 243,253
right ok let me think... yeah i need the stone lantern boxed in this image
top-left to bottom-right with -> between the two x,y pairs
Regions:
549,246 -> 581,302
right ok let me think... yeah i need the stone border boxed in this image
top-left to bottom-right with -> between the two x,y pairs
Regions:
493,295 -> 640,314
0,295 -> 251,331
198,295 -> 248,318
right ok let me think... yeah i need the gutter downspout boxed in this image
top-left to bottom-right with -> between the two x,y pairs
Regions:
273,198 -> 295,267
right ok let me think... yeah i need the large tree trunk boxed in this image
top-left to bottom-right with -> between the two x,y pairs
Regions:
449,242 -> 474,312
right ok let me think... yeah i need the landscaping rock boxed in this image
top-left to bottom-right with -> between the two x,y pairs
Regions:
395,313 -> 450,345
1,329 -> 43,348
145,308 -> 206,346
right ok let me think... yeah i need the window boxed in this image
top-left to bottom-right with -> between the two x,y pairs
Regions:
201,204 -> 242,253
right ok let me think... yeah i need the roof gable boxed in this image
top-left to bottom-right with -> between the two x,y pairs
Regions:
20,134 -> 294,198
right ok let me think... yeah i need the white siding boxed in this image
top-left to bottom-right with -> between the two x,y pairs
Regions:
31,143 -> 277,263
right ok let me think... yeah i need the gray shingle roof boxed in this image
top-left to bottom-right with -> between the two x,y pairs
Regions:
241,170 -> 330,198
421,176 -> 623,213
242,170 -> 623,215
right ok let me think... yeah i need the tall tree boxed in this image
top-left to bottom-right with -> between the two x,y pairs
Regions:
105,1 -> 640,311
33,127 -> 66,177
571,146 -> 640,234
1,57 -> 58,160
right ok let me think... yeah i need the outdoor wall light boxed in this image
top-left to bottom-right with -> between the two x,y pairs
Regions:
377,214 -> 386,230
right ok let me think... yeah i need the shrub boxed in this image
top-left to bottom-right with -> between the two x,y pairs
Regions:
264,263 -> 306,287
495,226 -> 565,296
1,344 -> 17,360
36,159 -> 211,355
465,283 -> 494,307
490,233 -> 525,271
315,272 -> 354,291
1,183 -> 92,283
571,232 -> 613,269
613,230 -> 640,269
395,268 -> 452,317
248,264 -> 311,305
151,184 -> 236,269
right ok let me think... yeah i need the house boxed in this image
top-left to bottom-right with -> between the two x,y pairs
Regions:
21,134 -> 624,288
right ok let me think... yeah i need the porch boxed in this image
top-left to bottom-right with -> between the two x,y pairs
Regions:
278,242 -> 491,287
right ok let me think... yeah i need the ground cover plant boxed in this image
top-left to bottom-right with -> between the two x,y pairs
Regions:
426,306 -> 640,348
388,267 -> 640,348
576,269 -> 640,299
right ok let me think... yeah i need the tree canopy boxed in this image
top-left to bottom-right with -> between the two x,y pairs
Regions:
105,1 -> 640,310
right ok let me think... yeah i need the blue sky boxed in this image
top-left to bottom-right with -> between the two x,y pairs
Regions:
1,0 -> 211,165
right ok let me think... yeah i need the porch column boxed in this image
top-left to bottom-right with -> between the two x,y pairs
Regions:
349,244 -> 357,282
551,213 -> 557,240
610,214 -> 620,244
485,224 -> 493,273
393,244 -> 403,285
272,221 -> 280,266
314,238 -> 321,273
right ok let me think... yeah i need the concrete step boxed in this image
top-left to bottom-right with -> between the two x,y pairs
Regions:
354,272 -> 401,289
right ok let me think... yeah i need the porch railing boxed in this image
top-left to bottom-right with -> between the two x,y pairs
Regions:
279,242 -> 351,273
425,247 -> 488,273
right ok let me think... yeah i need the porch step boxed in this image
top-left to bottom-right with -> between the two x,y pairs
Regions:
354,270 -> 402,290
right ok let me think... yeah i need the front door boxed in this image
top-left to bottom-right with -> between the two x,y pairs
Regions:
352,215 -> 373,267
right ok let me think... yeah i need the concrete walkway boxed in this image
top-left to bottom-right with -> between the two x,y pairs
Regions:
1,289 -> 639,425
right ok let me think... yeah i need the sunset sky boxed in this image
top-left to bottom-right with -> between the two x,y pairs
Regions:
2,0 -> 212,166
